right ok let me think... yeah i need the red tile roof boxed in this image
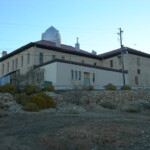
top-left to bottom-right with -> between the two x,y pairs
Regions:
99,47 -> 150,59
35,40 -> 90,55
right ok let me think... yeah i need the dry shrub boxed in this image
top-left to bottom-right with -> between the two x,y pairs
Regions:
82,85 -> 94,90
30,93 -> 55,109
105,83 -> 116,90
16,92 -> 55,112
121,85 -> 131,90
37,93 -> 55,108
24,84 -> 34,95
0,83 -> 17,95
42,85 -> 54,92
100,101 -> 116,110
34,85 -> 41,93
124,107 -> 141,113
15,93 -> 30,105
22,102 -> 39,112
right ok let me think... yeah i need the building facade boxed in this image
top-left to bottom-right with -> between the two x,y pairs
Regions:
1,26 -> 149,88
100,48 -> 150,87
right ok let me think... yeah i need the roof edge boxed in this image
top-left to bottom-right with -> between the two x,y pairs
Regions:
35,58 -> 128,74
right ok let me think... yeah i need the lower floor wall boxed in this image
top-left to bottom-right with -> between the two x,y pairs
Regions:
39,61 -> 129,88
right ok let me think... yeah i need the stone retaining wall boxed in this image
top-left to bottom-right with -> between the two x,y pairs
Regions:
55,89 -> 150,104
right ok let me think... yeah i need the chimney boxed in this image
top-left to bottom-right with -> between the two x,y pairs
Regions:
2,51 -> 7,57
75,37 -> 80,51
91,50 -> 97,55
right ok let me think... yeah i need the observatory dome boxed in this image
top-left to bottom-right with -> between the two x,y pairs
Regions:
41,26 -> 61,46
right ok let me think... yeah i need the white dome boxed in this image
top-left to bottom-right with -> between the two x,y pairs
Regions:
41,26 -> 61,46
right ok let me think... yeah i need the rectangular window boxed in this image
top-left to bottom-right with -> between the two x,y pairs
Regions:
110,60 -> 113,67
93,73 -> 95,82
2,64 -> 4,74
71,70 -> 74,80
21,56 -> 23,67
7,62 -> 9,73
39,53 -> 43,65
135,76 -> 138,85
137,58 -> 140,66
52,55 -> 55,60
27,53 -> 30,64
137,69 -> 140,74
12,60 -> 14,71
75,71 -> 78,80
118,56 -> 122,65
16,58 -> 18,69
79,71 -> 81,80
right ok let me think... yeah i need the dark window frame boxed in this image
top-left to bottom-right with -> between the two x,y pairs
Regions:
110,60 -> 113,68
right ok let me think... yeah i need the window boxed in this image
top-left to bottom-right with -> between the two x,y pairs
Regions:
137,58 -> 140,66
12,60 -> 14,71
27,53 -> 30,64
71,70 -> 74,80
52,55 -> 55,60
75,70 -> 78,80
61,56 -> 65,60
110,60 -> 113,67
41,71 -> 44,81
15,58 -> 18,69
135,76 -> 138,85
94,63 -> 97,66
7,62 -> 9,73
2,64 -> 4,74
93,73 -> 95,82
118,56 -> 121,65
79,71 -> 81,80
137,69 -> 140,74
39,53 -> 43,65
21,56 -> 23,67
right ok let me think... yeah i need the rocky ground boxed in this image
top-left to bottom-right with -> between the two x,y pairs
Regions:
0,90 -> 150,150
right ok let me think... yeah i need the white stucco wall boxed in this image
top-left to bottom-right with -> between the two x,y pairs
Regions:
39,63 -> 57,85
40,61 -> 128,88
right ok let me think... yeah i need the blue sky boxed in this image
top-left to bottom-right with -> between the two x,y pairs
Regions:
0,0 -> 150,55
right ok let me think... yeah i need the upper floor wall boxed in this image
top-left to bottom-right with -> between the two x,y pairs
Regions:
102,53 -> 150,86
0,46 -> 102,78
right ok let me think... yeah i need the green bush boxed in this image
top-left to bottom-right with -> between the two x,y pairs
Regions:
37,93 -> 55,108
0,83 -> 17,95
124,107 -> 141,113
16,92 -> 55,111
42,85 -> 54,92
100,101 -> 116,110
121,85 -> 131,90
24,84 -> 34,95
23,84 -> 41,94
105,83 -> 116,90
15,93 -> 30,105
22,102 -> 39,112
34,85 -> 41,93
30,93 -> 55,109
68,109 -> 79,114
30,95 -> 47,109
82,85 -> 94,90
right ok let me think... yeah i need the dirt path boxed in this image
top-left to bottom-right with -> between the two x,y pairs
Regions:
0,111 -> 150,150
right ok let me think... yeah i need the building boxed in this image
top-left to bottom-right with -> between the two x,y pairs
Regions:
100,47 -> 150,87
4,26 -> 150,89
